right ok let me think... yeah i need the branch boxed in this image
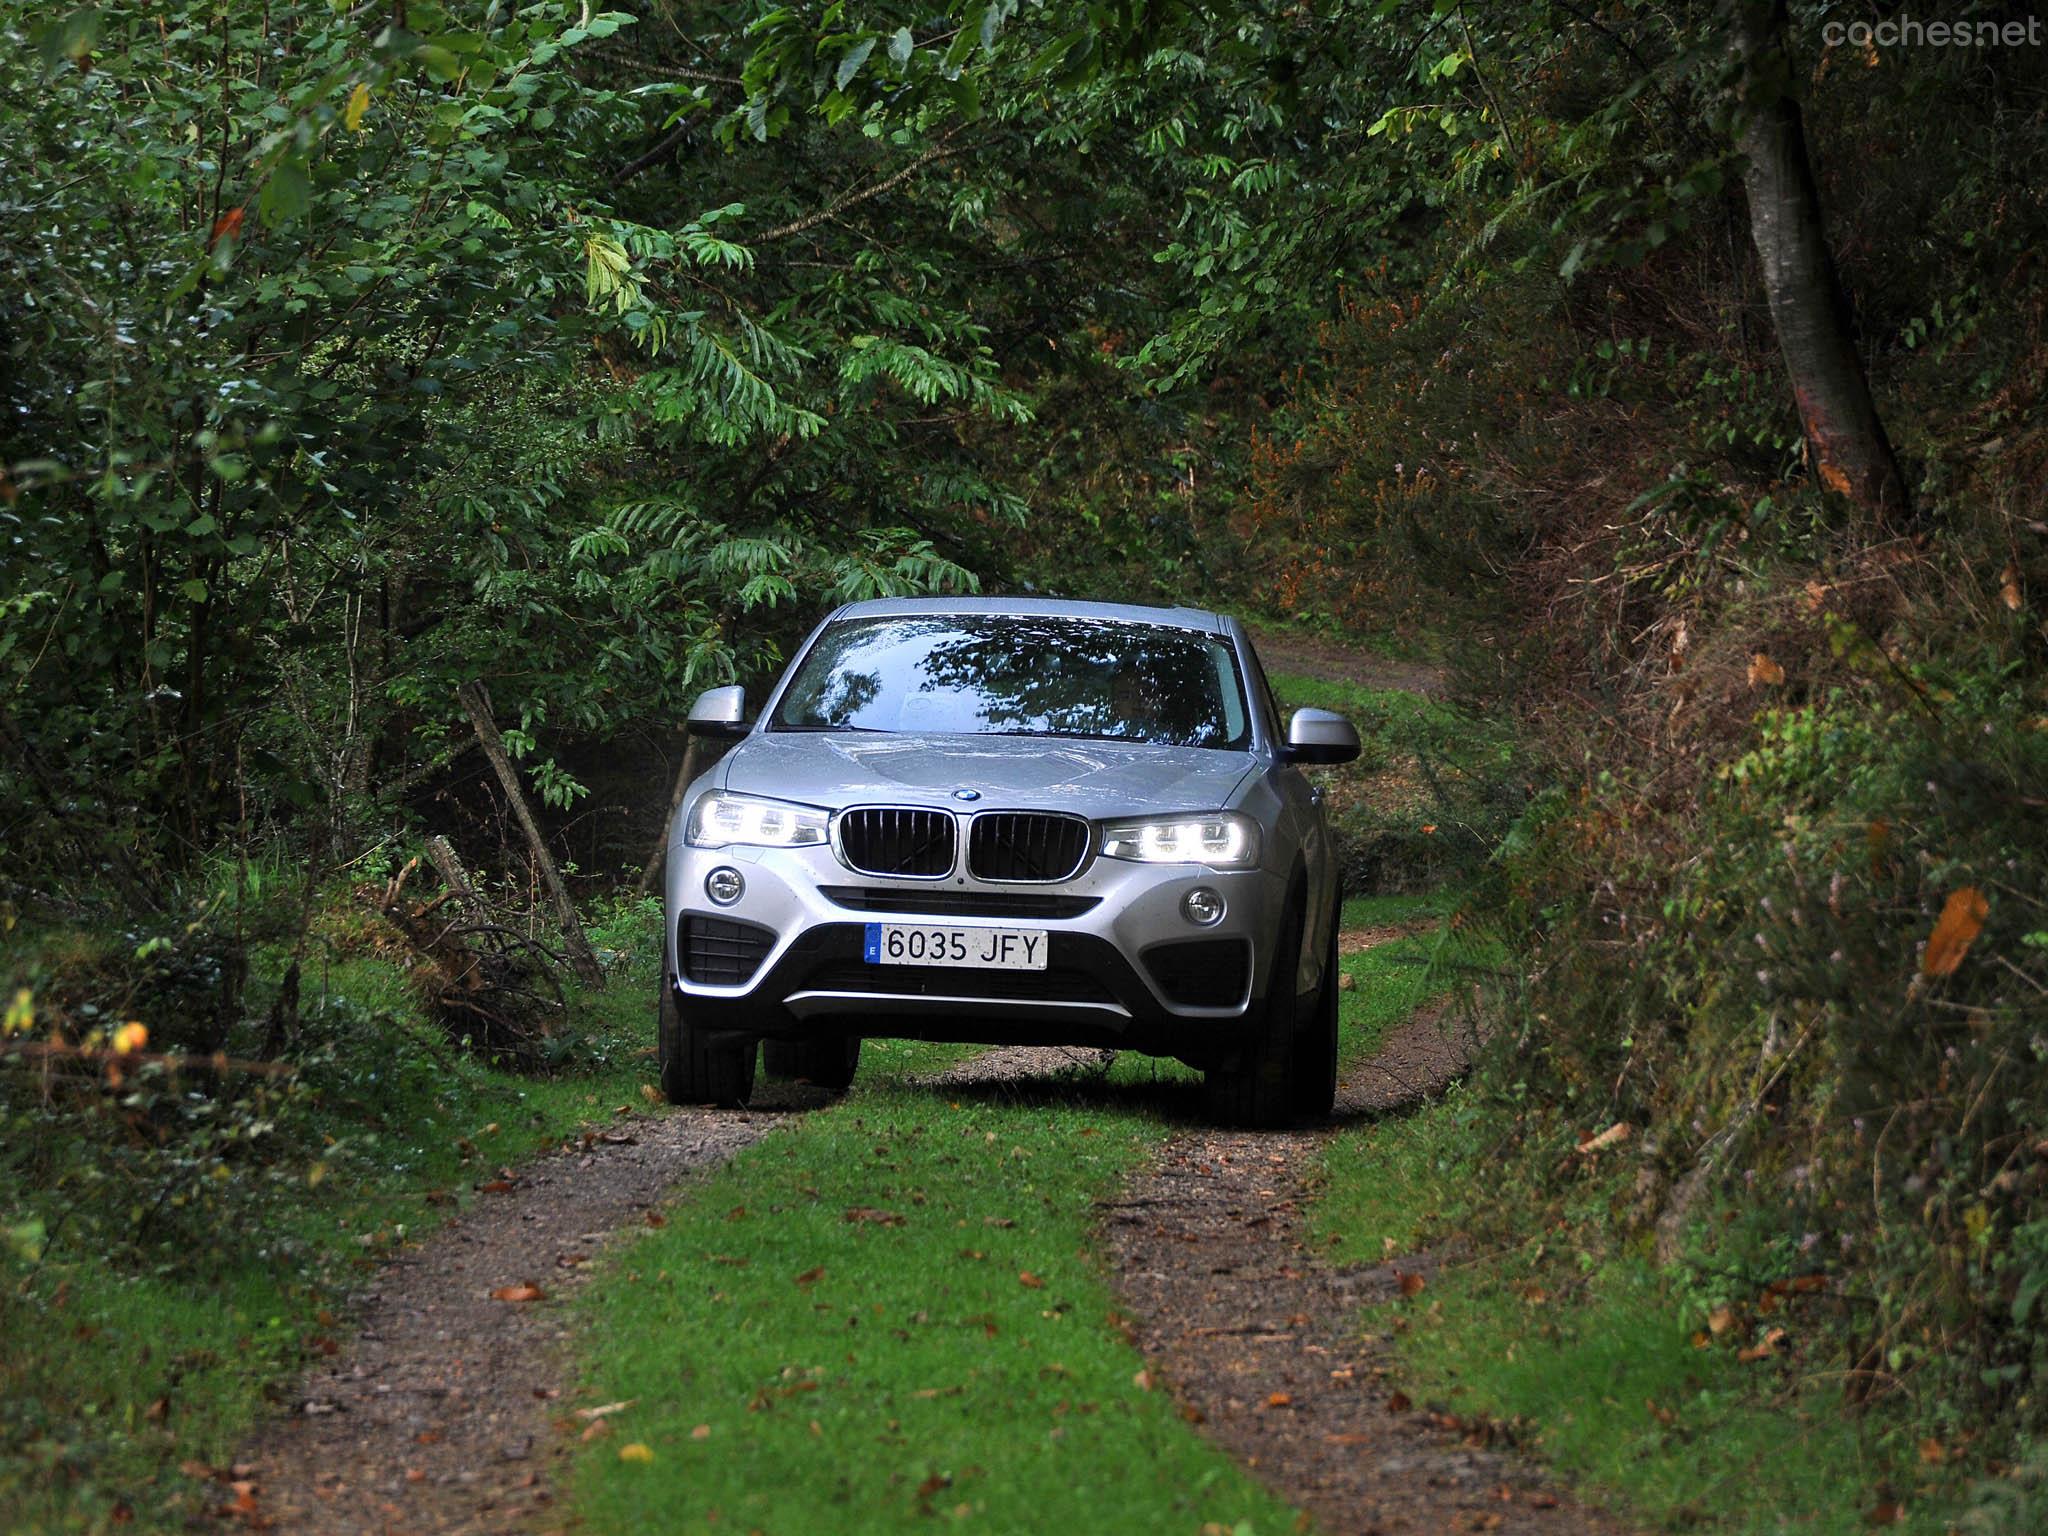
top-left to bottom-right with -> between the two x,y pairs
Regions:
756,130 -> 966,244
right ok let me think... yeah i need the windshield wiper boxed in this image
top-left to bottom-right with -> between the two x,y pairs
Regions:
772,723 -> 891,734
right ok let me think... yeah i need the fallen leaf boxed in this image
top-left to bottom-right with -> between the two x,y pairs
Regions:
691,1424 -> 711,1441
1575,1121 -> 1632,1155
1528,1492 -> 1559,1509
1922,887 -> 1989,978
1132,1369 -> 1155,1391
1748,652 -> 1786,687
1018,1271 -> 1045,1290
1918,1438 -> 1948,1466
844,1207 -> 905,1227
1707,1305 -> 1738,1336
2000,563 -> 2023,611
644,1210 -> 666,1228
479,1180 -> 515,1195
574,1400 -> 636,1422
579,1419 -> 611,1442
1266,1392 -> 1293,1408
1738,1326 -> 1788,1363
1866,1500 -> 1903,1526
617,1442 -> 654,1464
1387,1390 -> 1413,1413
793,1266 -> 825,1288
490,1283 -> 545,1303
1397,1271 -> 1426,1298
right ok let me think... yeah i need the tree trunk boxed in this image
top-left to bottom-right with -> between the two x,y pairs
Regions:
634,734 -> 703,898
425,834 -> 483,917
1733,0 -> 1909,520
456,681 -> 605,987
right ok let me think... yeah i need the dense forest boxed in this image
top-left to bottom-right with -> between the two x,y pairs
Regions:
5,1 -> 2046,1531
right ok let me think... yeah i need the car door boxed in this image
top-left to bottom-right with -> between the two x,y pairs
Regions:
1240,638 -> 1335,995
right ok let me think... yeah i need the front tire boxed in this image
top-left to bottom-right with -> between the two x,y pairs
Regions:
762,1035 -> 862,1094
657,978 -> 756,1107
1291,912 -> 1340,1122
1204,902 -> 1307,1129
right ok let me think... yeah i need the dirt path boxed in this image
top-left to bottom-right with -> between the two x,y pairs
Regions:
1247,625 -> 1450,699
1097,1009 -> 1632,1536
924,1003 -> 1627,1534
226,1086 -> 826,1533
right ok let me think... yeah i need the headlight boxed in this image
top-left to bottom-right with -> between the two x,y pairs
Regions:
686,792 -> 828,850
1099,812 -> 1260,869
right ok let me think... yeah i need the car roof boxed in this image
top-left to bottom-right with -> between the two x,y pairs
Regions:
828,595 -> 1229,633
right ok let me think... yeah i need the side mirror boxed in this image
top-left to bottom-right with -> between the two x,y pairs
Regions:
1282,707 -> 1360,765
687,685 -> 750,740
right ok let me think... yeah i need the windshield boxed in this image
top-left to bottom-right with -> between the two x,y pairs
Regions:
770,615 -> 1251,750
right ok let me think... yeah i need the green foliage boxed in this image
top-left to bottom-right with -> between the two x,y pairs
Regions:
1270,671 -> 1526,892
0,908 -> 651,1530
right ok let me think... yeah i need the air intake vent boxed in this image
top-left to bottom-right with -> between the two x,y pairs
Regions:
967,813 -> 1091,883
819,887 -> 1100,919
681,916 -> 775,986
1141,939 -> 1252,1009
837,808 -> 956,878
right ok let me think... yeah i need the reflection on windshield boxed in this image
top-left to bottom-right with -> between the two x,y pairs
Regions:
771,616 -> 1250,750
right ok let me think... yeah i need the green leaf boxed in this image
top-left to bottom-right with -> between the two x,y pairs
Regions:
834,37 -> 875,92
34,8 -> 99,72
179,579 -> 210,603
887,26 -> 914,67
260,159 -> 312,228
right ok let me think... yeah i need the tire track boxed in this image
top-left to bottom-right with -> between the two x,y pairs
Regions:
225,1086 -> 827,1534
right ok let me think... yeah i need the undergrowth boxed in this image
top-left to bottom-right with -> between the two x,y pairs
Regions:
0,891 -> 654,1532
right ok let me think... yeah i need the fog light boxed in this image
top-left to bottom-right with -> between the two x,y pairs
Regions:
704,867 -> 745,906
1181,887 -> 1225,926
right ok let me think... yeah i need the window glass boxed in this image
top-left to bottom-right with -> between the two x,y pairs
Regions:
772,616 -> 1251,750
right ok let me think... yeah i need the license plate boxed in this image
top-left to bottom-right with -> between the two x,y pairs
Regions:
863,923 -> 1048,970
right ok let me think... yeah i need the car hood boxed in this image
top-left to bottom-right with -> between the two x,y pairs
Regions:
719,732 -> 1256,819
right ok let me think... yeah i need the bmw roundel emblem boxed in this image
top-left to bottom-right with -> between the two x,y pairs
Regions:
952,788 -> 981,802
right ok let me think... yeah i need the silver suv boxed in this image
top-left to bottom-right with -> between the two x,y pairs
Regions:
659,598 -> 1359,1126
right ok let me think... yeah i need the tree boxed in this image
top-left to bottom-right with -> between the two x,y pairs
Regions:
1729,0 -> 1909,520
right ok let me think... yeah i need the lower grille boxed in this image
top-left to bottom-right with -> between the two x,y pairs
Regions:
802,961 -> 1115,1005
819,886 -> 1100,919
1141,939 -> 1252,1008
681,915 -> 775,986
967,812 -> 1091,883
838,808 -> 956,878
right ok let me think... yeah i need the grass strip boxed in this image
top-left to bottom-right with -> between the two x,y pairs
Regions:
566,1044 -> 1297,1535
1310,1091 -> 1971,1534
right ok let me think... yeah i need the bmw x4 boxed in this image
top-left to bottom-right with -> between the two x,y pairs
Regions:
659,598 -> 1360,1126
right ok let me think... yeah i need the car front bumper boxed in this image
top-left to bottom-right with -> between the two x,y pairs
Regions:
663,836 -> 1285,1058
